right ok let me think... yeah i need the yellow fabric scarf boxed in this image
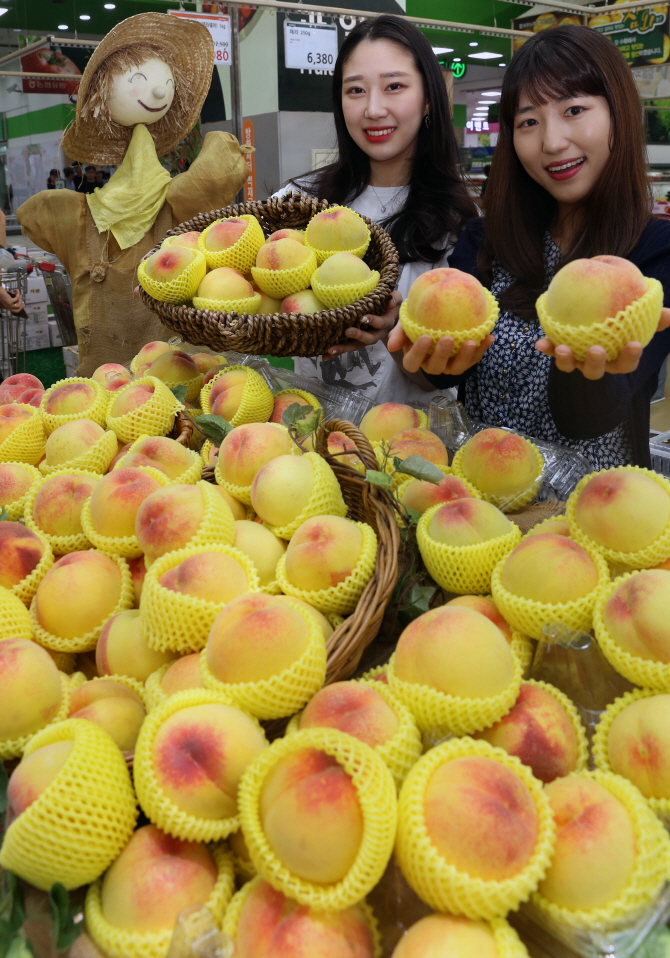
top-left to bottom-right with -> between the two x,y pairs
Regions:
87,124 -> 171,250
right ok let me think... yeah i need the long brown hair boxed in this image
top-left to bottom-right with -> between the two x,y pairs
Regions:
482,25 -> 651,318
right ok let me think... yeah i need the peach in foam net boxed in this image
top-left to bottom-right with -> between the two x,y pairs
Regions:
601,569 -> 670,662
426,497 -> 513,548
135,482 -> 231,566
306,207 -> 369,255
33,550 -> 124,642
68,678 -> 146,753
399,472 -> 474,516
283,515 -> 363,593
0,462 -> 37,515
43,380 -> 98,418
360,402 -> 425,442
391,914 -> 499,958
217,421 -> 295,490
500,533 -> 600,605
96,608 -> 174,681
458,427 -> 541,502
7,740 -> 74,819
250,454 -> 314,528
0,638 -> 64,743
88,467 -> 163,540
233,519 -> 286,588
43,420 -> 106,469
31,472 -> 99,539
160,654 -> 205,696
299,681 -> 400,749
158,549 -> 251,604
0,521 -> 47,591
118,435 -> 196,481
606,693 -> 670,799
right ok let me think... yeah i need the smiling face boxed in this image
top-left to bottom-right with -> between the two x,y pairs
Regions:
513,93 -> 612,208
341,39 -> 428,178
108,56 -> 175,127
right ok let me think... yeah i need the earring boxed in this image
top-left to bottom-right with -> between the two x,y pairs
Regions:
424,112 -> 431,128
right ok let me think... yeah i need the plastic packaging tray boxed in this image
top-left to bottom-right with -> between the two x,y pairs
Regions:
650,430 -> 670,477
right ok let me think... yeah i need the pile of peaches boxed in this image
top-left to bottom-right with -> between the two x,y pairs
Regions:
4,347 -> 670,957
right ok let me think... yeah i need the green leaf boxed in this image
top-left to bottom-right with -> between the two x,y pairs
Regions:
280,402 -> 313,427
365,469 -> 394,490
393,455 -> 444,484
281,403 -> 323,436
0,508 -> 9,522
399,582 -> 437,627
6,931 -> 33,958
48,884 -> 81,952
0,920 -> 14,958
404,508 -> 421,527
169,384 -> 188,403
193,415 -> 233,446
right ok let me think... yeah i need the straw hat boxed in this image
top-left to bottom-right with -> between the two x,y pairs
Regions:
62,12 -> 214,165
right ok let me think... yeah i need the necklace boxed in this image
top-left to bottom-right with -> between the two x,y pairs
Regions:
369,183 -> 388,214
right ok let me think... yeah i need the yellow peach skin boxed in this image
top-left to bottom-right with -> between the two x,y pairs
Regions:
400,473 -> 474,516
460,428 -> 540,500
96,609 -> 175,681
281,289 -> 326,314
250,455 -> 314,528
405,267 -> 490,334
196,268 -> 256,304
160,654 -> 205,696
307,208 -> 368,253
0,463 -> 36,511
386,429 -> 449,468
208,368 -> 249,421
602,570 -> 670,662
299,681 -> 399,748
215,486 -> 246,521
134,342 -> 174,371
218,422 -> 295,488
500,533 -> 600,604
270,392 -> 313,424
573,469 -> 670,555
283,516 -> 363,592
445,594 -> 512,642
43,420 -> 106,469
32,472 -> 98,538
233,520 -> 286,587
314,252 -> 370,287
0,404 -> 32,444
256,238 -> 313,272
33,551 -> 122,640
158,550 -> 250,604
147,350 -> 200,387
0,638 -> 63,742
360,403 -> 425,443
89,467 -> 163,539
427,498 -> 514,548
391,914 -> 499,958
120,436 -> 195,481
144,246 -> 198,284
0,521 -> 46,590
7,740 -> 74,818
44,381 -> 97,417
68,679 -> 146,753
545,256 -> 648,328
607,694 -> 670,799
135,484 -> 210,565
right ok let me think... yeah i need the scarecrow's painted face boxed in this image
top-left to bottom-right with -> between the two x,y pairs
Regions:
108,56 -> 175,126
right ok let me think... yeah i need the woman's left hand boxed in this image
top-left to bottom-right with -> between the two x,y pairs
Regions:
536,308 -> 670,380
322,291 -> 402,361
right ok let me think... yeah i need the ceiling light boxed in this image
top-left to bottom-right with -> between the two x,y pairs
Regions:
104,3 -> 116,8
499,63 -> 507,67
481,91 -> 501,96
469,42 -> 478,47
478,100 -> 495,104
469,51 -> 503,59
57,24 -> 69,30
0,8 -> 9,15
452,57 -> 461,62
432,46 -> 454,55
80,14 -> 91,20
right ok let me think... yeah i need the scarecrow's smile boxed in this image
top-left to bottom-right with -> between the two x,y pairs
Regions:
138,100 -> 169,112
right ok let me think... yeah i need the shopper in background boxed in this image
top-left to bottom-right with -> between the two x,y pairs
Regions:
390,25 -> 670,468
78,165 -> 98,194
46,169 -> 59,189
71,162 -> 84,191
95,168 -> 105,186
275,15 -> 477,405
63,167 -> 77,190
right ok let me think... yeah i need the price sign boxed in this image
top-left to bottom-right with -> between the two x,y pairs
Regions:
168,11 -> 231,64
284,21 -> 338,71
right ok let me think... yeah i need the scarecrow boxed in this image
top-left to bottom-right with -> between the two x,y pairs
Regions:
17,13 -> 250,375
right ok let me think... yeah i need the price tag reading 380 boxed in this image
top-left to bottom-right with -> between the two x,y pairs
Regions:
284,21 -> 338,71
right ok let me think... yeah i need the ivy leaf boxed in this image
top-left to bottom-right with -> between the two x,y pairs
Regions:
393,455 -> 444,484
193,415 -> 233,446
169,384 -> 188,403
281,403 -> 322,436
6,930 -> 34,958
365,469 -> 394,490
404,508 -> 421,527
0,508 -> 9,522
399,582 -> 437,627
48,884 -> 81,952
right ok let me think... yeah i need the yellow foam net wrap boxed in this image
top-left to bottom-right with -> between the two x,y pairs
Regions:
115,434 -> 204,485
0,587 -> 33,639
310,268 -> 381,311
1,462 -> 41,520
143,662 -> 178,711
530,770 -> 670,932
0,718 -> 138,890
387,649 -> 523,739
395,466 -> 482,527
304,206 -> 371,265
593,571 -> 670,690
8,526 -> 53,607
29,552 -> 133,654
200,365 -> 274,428
140,543 -> 260,654
511,631 -> 535,677
51,650 -> 75,673
260,451 -> 347,541
39,428 -> 118,478
536,277 -> 664,363
251,250 -> 318,300
0,404 -> 46,466
491,546 -> 610,642
238,727 -> 397,911
566,467 -> 670,570
399,287 -> 499,354
85,844 -> 235,958
197,214 -> 265,273
200,439 -> 218,467
395,738 -> 556,919
200,600 -> 327,720
133,688 -> 267,842
222,876 -> 383,958
137,248 -> 207,305
273,387 -> 322,414
0,671 -> 70,761
192,291 -> 262,315
38,377 -> 109,435
23,468 -> 101,555
214,423 -> 301,506
452,440 -> 544,511
106,376 -> 184,445
417,502 -> 522,595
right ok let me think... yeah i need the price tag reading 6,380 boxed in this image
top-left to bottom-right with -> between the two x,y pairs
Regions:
284,21 -> 338,71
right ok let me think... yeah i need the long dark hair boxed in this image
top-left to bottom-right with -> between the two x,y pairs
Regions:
482,25 -> 651,318
290,15 -> 476,264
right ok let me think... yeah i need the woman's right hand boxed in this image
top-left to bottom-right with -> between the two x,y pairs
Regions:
0,288 -> 24,314
387,326 -> 494,377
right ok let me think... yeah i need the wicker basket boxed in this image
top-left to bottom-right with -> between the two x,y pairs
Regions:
137,194 -> 400,358
169,411 -> 194,447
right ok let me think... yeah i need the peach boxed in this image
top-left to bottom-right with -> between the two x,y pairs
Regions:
360,403 -> 424,442
121,436 -> 194,480
0,637 -> 63,741
545,255 -> 648,327
109,441 -> 132,471
91,363 -> 132,392
197,267 -> 255,303
128,554 -> 146,607
110,383 -> 155,419
256,238 -> 312,272
160,653 -> 205,695
96,608 -> 175,681
215,485 -> 246,520
0,404 -> 32,444
428,498 -> 513,547
32,472 -> 98,537
44,381 -> 97,417
607,694 -> 670,798
445,594 -> 512,642
205,217 -> 249,251
250,454 -> 314,527
406,268 -> 489,333
307,208 -> 368,252
0,521 -> 45,589
144,246 -> 198,283
0,373 -> 43,404
281,289 -> 326,314
325,431 -> 361,470
152,702 -> 266,819
159,551 -> 250,604
207,593 -> 310,684
163,231 -> 202,250
44,419 -> 105,468
100,825 -> 217,933
283,515 -> 363,592
7,740 -> 74,818
69,678 -> 146,752
235,879 -> 374,958
602,569 -> 670,662
218,422 -> 295,488
425,755 -> 538,880
190,353 -> 226,375
314,252 -> 370,286
500,533 -> 600,604
573,469 -> 670,553
270,392 -> 313,425
539,777 -> 636,909
19,388 -> 44,408
33,551 -> 122,639
460,428 -> 539,499
391,914 -> 499,958
209,368 -> 249,421
387,429 -> 448,468
147,349 -> 200,386
527,517 -> 571,538
260,747 -> 363,883
401,474 -> 473,515
257,292 -> 283,315
395,606 -> 515,699
0,462 -> 35,509
476,683 -> 579,783
233,519 -> 286,587
89,467 -> 163,539
134,342 -> 174,370
135,484 -> 212,565
267,228 -> 306,245
299,681 -> 399,747
275,595 -> 333,640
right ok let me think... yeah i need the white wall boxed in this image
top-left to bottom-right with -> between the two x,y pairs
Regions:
240,8 -> 279,117
278,111 -> 337,184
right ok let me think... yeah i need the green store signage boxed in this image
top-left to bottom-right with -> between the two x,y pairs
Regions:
451,61 -> 466,78
591,6 -> 669,65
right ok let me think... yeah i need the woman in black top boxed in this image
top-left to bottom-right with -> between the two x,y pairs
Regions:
389,25 -> 670,468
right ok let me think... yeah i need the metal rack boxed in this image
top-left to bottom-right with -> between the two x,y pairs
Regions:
0,268 -> 28,378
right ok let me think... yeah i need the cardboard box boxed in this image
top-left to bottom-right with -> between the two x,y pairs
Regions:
24,274 -> 48,305
25,301 -> 48,324
48,321 -> 63,348
63,344 -> 79,376
23,321 -> 50,351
